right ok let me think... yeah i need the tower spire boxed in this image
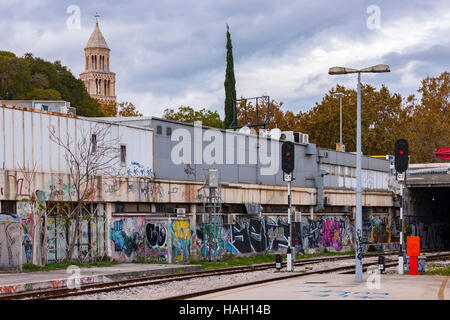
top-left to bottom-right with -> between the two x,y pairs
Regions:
80,18 -> 116,103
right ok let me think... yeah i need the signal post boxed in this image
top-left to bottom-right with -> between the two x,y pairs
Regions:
282,141 -> 295,271
394,139 -> 409,274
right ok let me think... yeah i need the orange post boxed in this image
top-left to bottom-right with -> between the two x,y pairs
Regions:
407,236 -> 420,275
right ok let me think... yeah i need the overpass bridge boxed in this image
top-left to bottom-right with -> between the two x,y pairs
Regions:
404,163 -> 450,249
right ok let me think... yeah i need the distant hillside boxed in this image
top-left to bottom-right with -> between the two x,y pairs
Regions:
0,51 -> 102,117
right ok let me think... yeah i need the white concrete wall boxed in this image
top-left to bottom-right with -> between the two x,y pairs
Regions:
0,105 -> 153,176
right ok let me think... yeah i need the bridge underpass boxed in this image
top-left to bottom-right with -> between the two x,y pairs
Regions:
404,164 -> 450,249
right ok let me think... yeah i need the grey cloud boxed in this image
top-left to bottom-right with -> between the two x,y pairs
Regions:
0,0 -> 448,117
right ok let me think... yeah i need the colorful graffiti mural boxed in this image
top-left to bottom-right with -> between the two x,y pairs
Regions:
107,214 -> 450,263
0,202 -> 35,268
296,216 -> 353,252
193,223 -> 227,258
193,216 -> 354,257
110,217 -> 169,262
170,219 -> 191,264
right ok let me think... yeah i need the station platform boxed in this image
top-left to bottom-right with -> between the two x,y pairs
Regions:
194,273 -> 450,300
0,263 -> 203,296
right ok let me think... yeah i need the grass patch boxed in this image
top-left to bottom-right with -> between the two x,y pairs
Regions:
22,256 -> 172,272
22,258 -> 120,272
424,265 -> 450,276
191,250 -> 356,270
134,259 -> 169,265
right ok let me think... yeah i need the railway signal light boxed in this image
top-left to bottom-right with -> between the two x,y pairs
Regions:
282,141 -> 295,174
275,254 -> 282,271
378,255 -> 385,274
394,139 -> 408,173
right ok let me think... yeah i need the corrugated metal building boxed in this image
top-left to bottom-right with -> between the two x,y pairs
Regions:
0,104 -> 399,269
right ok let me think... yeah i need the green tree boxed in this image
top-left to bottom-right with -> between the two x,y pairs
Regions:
24,88 -> 62,100
98,101 -> 143,117
99,100 -> 118,117
297,84 -> 405,156
224,25 -> 237,128
0,53 -> 32,99
118,101 -> 143,117
237,98 -> 299,132
405,72 -> 449,163
0,51 -> 103,117
163,105 -> 224,128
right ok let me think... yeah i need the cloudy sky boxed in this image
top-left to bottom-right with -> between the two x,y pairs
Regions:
0,0 -> 449,116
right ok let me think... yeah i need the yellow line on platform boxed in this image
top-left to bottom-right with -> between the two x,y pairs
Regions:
438,276 -> 449,300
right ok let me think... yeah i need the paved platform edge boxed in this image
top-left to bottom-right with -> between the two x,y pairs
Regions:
0,264 -> 203,296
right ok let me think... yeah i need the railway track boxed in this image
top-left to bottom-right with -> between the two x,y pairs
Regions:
164,251 -> 450,300
1,250 -> 447,300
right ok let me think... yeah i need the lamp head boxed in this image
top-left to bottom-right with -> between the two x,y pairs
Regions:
329,66 -> 358,75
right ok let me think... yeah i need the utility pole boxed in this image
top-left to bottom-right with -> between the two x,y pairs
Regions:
333,92 -> 344,151
204,169 -> 222,263
328,63 -> 390,282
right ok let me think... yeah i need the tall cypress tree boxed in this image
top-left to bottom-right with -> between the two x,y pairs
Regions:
224,24 -> 237,128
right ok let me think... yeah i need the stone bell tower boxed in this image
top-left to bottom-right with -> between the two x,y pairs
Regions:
80,15 -> 116,103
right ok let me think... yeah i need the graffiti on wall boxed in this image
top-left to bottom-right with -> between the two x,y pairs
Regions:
170,219 -> 191,264
127,162 -> 153,177
0,202 -> 35,268
43,180 -> 76,200
145,222 -> 168,261
194,223 -> 227,258
298,216 -> 353,252
0,217 -> 20,268
110,219 -> 144,259
110,217 -> 169,262
404,218 -> 450,249
266,217 -> 289,250
192,216 -> 354,257
226,218 -> 266,254
370,216 -> 391,243
362,215 -> 392,244
184,164 -> 195,176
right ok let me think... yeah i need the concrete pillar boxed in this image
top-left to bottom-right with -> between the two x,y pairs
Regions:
309,205 -> 314,220
190,203 -> 198,260
168,217 -> 173,264
105,202 -> 113,258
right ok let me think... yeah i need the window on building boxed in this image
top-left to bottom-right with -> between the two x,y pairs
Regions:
91,134 -> 97,152
166,127 -> 172,136
155,204 -> 164,213
0,201 -> 17,216
156,125 -> 162,135
120,145 -> 126,165
115,202 -> 124,213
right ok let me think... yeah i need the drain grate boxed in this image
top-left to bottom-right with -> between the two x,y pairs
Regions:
304,281 -> 328,284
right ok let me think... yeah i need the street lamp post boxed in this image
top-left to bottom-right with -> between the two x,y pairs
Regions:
333,92 -> 344,148
328,64 -> 390,282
